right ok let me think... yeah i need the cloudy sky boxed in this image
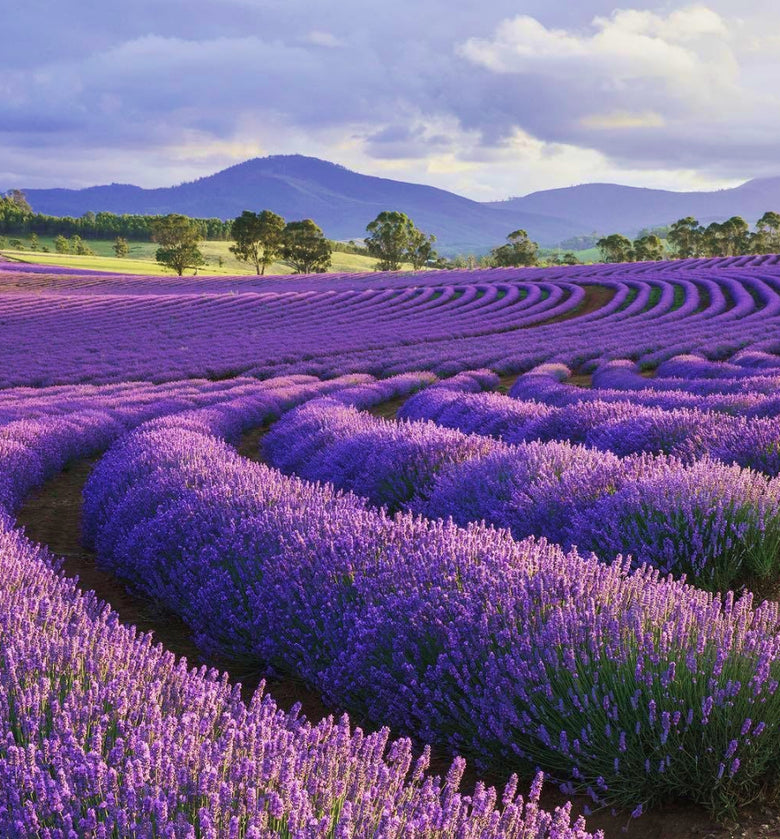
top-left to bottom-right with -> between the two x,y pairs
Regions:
3,1 -> 779,199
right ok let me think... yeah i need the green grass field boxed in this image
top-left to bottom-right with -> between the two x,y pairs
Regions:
0,235 -> 402,276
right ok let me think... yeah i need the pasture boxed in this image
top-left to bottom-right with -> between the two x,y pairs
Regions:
0,235 -> 394,275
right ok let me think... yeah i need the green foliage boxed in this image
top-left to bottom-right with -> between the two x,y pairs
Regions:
151,214 -> 205,276
28,233 -> 40,251
53,235 -> 70,254
8,238 -> 24,250
633,234 -> 665,262
365,211 -> 437,271
0,196 -> 231,242
636,225 -> 670,240
665,218 -> 698,258
559,233 -> 599,250
753,211 -> 780,254
407,226 -> 438,269
332,240 -> 369,256
491,229 -> 539,267
0,190 -> 33,233
113,237 -> 130,258
70,235 -> 94,256
700,217 -> 750,257
546,251 -> 582,266
597,233 -> 634,263
280,219 -> 332,273
229,210 -> 286,275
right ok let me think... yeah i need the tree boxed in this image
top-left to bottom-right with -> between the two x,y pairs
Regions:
229,210 -> 285,274
280,219 -> 332,273
365,211 -> 436,271
597,233 -> 634,263
407,226 -> 437,269
151,214 -> 205,276
53,235 -> 70,254
667,217 -> 702,258
0,190 -> 33,232
754,211 -> 780,254
70,235 -> 94,256
632,234 -> 665,262
28,233 -> 40,251
5,189 -> 32,214
113,236 -> 130,258
491,229 -> 539,267
699,217 -> 749,257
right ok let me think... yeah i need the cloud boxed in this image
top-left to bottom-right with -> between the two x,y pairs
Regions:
458,6 -> 738,110
1,1 -> 780,198
454,4 -> 780,180
305,31 -> 344,48
581,111 -> 666,129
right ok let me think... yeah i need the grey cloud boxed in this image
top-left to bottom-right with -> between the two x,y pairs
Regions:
1,0 -> 776,194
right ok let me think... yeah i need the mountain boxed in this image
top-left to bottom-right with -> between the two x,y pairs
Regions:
20,155 -> 581,253
486,178 -> 780,237
19,156 -> 780,251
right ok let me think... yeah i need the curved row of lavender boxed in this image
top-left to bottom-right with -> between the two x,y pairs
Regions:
2,520 -> 593,836
84,408 -> 780,816
0,378 -> 598,837
8,256 -> 780,832
263,398 -> 780,592
398,365 -> 780,474
2,260 -> 780,387
0,373 -> 393,515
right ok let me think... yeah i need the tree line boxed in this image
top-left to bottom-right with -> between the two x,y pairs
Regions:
596,213 -> 780,263
0,191 -> 231,241
149,209 -> 445,275
12,184 -> 780,273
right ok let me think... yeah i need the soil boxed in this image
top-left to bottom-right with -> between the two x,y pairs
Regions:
367,394 -> 411,420
538,284 -> 618,326
13,431 -> 780,838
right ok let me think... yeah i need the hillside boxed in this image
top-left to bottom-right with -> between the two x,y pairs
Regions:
20,155 -> 580,253
487,178 -> 780,236
17,156 -> 780,251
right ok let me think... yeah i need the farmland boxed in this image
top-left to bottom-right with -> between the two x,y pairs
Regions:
0,236 -> 391,276
5,254 -> 780,836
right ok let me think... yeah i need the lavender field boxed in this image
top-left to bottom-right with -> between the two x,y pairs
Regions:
6,256 -> 780,837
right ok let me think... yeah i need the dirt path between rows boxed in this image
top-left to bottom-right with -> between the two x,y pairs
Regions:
14,427 -> 780,838
15,439 -> 331,722
538,284 -> 618,326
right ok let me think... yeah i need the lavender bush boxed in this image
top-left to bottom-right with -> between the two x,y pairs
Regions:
84,415 -> 780,814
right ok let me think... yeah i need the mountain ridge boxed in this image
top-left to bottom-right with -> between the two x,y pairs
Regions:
14,155 -> 780,253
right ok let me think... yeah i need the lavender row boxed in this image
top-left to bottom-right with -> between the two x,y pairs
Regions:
265,399 -> 780,591
0,373 -> 378,515
84,414 -> 780,813
400,384 -> 780,475
3,262 -> 780,388
262,398 -> 497,512
0,270 -> 586,388
0,517 -> 594,838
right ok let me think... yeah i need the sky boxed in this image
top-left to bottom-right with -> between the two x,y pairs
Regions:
3,1 -> 779,200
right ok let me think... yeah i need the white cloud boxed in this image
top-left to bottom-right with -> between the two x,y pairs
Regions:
3,1 -> 780,198
459,5 -> 739,108
581,111 -> 665,129
305,31 -> 344,48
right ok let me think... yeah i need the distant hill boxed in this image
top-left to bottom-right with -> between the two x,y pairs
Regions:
17,156 -> 780,252
487,178 -> 780,237
19,155 -> 580,253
